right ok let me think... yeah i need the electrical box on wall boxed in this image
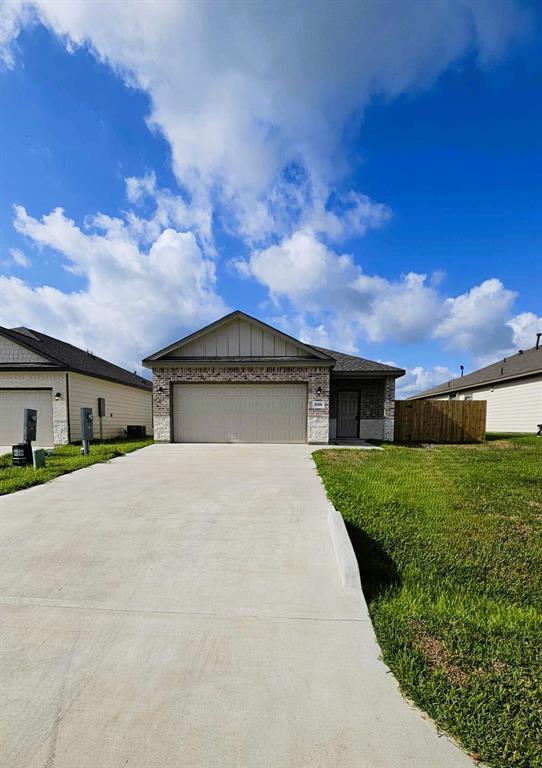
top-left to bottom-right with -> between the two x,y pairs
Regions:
98,398 -> 106,417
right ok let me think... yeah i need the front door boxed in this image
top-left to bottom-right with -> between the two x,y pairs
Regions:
337,391 -> 358,438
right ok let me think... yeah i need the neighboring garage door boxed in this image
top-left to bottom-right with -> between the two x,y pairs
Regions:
173,383 -> 307,443
0,389 -> 54,446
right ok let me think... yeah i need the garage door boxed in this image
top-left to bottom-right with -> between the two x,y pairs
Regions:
0,389 -> 54,446
173,383 -> 307,443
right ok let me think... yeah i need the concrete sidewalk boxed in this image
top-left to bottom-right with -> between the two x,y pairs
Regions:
0,444 -> 473,767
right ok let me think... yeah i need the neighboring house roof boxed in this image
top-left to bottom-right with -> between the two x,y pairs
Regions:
408,344 -> 542,399
143,310 -> 405,377
0,326 -> 152,391
313,346 -> 405,376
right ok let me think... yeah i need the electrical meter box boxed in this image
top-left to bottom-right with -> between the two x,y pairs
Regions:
98,398 -> 106,417
80,407 -> 94,441
23,408 -> 37,443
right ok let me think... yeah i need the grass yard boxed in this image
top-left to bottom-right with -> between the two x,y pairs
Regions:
314,435 -> 542,768
0,438 -> 153,495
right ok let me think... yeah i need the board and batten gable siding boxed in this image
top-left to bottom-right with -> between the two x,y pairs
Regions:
0,335 -> 52,364
166,317 -> 308,358
432,374 -> 542,433
67,372 -> 152,440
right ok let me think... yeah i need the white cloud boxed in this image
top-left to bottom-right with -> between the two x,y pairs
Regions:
507,311 -> 542,350
9,247 -> 31,268
396,365 -> 458,398
240,229 -> 536,363
2,203 -> 227,371
0,0 -> 536,373
434,279 -> 516,355
0,0 -> 530,240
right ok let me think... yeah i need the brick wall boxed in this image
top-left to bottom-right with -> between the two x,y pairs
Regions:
151,365 -> 330,443
329,375 -> 396,441
330,378 -> 386,419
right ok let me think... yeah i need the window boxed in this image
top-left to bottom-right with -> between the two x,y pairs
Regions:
464,394 -> 472,401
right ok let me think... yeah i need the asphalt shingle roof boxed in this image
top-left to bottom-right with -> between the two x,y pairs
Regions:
0,326 -> 152,391
408,344 -> 542,399
314,346 -> 405,376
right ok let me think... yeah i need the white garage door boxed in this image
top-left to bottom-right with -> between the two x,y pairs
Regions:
0,389 -> 54,446
173,383 -> 307,443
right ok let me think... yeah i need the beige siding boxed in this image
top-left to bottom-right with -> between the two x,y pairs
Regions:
0,336 -> 51,364
167,317 -> 308,358
68,373 -> 152,440
433,374 -> 542,432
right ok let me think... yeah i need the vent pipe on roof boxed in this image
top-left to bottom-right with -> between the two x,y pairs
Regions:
537,332 -> 541,350
460,365 -> 464,377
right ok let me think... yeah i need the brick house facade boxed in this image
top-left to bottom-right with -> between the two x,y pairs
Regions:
145,311 -> 404,444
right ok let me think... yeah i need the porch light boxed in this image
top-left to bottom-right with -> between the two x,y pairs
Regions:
54,392 -> 62,401
316,386 -> 322,396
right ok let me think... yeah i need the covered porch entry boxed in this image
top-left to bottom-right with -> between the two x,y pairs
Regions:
329,375 -> 395,442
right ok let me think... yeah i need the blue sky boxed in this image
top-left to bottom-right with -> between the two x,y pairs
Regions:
0,1 -> 540,395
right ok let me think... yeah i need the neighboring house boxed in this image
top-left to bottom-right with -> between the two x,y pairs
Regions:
0,326 -> 152,446
143,310 -> 404,444
407,340 -> 542,433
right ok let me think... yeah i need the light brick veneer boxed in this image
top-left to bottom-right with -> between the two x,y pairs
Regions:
152,365 -> 331,444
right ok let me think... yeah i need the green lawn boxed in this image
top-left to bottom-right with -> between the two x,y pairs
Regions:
314,435 -> 542,768
0,438 -> 153,495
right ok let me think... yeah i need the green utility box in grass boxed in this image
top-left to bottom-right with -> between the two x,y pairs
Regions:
32,449 -> 46,469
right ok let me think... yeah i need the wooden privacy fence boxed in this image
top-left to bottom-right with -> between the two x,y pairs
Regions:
394,400 -> 487,443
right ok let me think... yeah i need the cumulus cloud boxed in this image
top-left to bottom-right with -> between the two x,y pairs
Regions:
2,202 -> 227,371
434,279 -> 517,354
0,0 -> 536,373
239,229 -> 536,362
396,365 -> 458,398
507,312 -> 542,350
0,0 -> 530,241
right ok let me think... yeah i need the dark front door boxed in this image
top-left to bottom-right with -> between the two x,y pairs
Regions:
337,391 -> 359,438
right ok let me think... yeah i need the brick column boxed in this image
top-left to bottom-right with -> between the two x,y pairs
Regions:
152,369 -> 171,442
383,376 -> 396,441
307,369 -> 330,443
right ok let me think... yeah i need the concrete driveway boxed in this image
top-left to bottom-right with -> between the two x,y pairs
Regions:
1,444 -> 473,768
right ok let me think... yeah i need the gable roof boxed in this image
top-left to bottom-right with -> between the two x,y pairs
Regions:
313,347 -> 405,376
408,344 -> 542,399
0,326 -> 152,391
143,310 -> 335,363
143,310 -> 405,377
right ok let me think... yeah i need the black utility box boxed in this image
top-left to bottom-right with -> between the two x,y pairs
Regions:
12,443 -> 33,467
126,425 -> 147,439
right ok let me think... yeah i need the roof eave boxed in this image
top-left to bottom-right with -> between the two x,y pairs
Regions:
143,357 -> 335,369
408,367 -> 542,399
331,369 -> 405,378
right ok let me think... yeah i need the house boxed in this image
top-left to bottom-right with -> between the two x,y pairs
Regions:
0,326 -> 152,446
143,310 -> 404,444
407,338 -> 542,433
